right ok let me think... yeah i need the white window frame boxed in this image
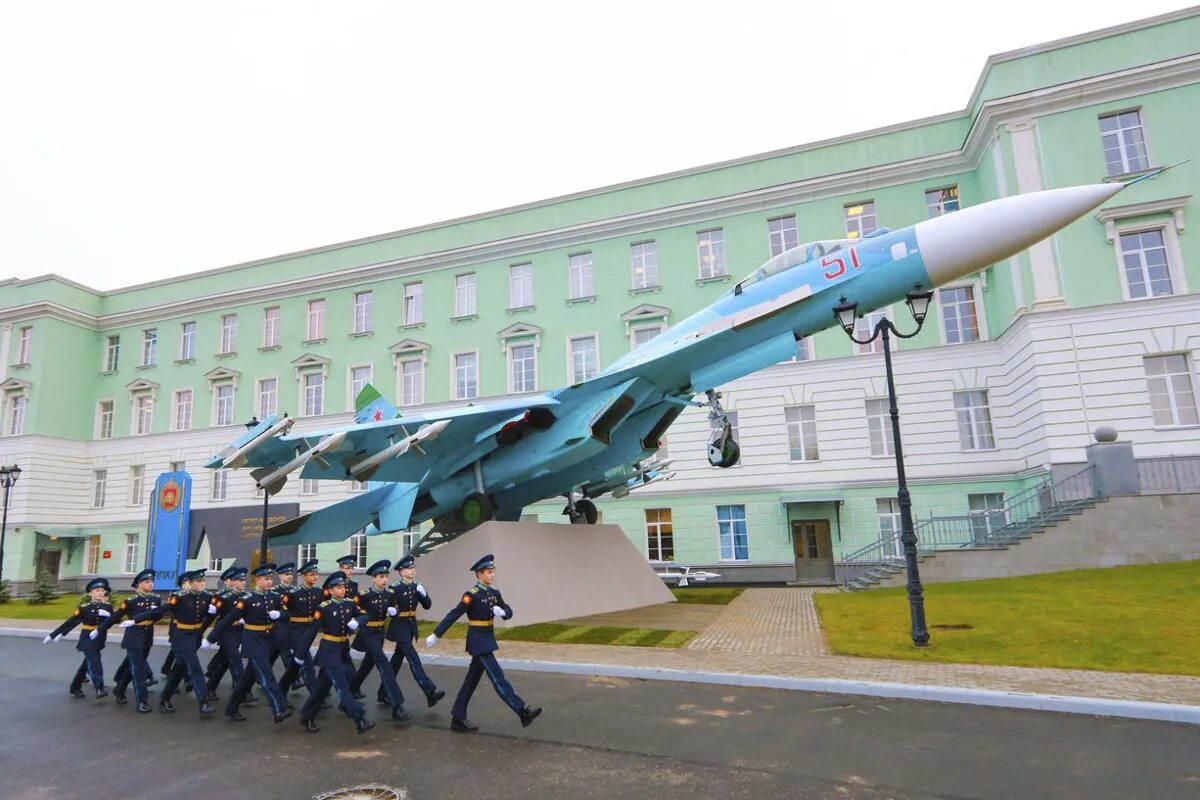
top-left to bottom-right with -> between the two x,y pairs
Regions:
716,504 -> 750,562
348,364 -> 373,409
103,335 -> 120,372
935,281 -> 987,346
1099,109 -> 1151,177
211,469 -> 228,501
262,307 -> 280,348
132,394 -> 154,436
6,394 -> 25,436
844,201 -> 878,240
865,398 -> 895,458
301,478 -> 319,496
306,299 -> 326,341
398,357 -> 425,407
16,326 -> 32,365
631,323 -> 665,349
1112,222 -> 1187,302
353,291 -> 373,334
123,533 -> 139,574
644,508 -> 674,562
968,492 -> 1008,541
141,328 -> 158,367
767,216 -> 798,257
568,252 -> 594,300
180,321 -> 196,360
854,309 -> 892,355
876,497 -> 902,557
298,542 -> 317,563
172,388 -> 193,432
507,342 -> 537,394
1144,353 -> 1200,429
96,400 -> 115,440
302,372 -> 325,417
452,350 -> 480,400
219,314 -> 237,355
84,536 -> 101,575
509,263 -> 533,309
256,377 -> 278,420
93,469 -> 108,509
697,228 -> 726,279
348,531 -> 368,569
454,274 -> 477,318
954,390 -> 996,451
630,241 -> 658,290
402,282 -> 424,325
567,334 -> 599,385
214,384 -> 236,427
784,405 -> 819,462
925,186 -> 960,217
129,465 -> 145,506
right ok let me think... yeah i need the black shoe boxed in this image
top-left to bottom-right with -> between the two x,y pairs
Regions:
146,676 -> 159,687
114,692 -> 127,705
244,693 -> 259,705
426,689 -> 445,707
136,702 -> 152,714
352,689 -> 366,700
392,707 -> 411,723
226,710 -> 246,722
519,706 -> 542,728
158,700 -> 176,713
355,716 -> 375,735
300,717 -> 319,733
376,696 -> 390,706
69,689 -> 85,699
451,716 -> 478,733
205,692 -> 219,703
95,688 -> 108,699
274,708 -> 293,725
199,703 -> 214,715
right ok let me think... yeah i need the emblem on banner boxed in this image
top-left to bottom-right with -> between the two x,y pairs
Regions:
160,478 -> 182,513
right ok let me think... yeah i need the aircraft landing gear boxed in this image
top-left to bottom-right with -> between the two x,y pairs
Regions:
460,492 -> 494,529
704,390 -> 740,469
562,492 -> 599,525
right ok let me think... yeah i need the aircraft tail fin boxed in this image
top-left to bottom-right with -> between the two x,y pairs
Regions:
267,482 -> 420,546
250,467 -> 287,496
355,383 -> 400,425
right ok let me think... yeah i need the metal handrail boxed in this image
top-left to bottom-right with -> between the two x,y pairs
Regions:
1137,455 -> 1200,494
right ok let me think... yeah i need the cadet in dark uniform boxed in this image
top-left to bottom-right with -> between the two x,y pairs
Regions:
44,577 -> 113,698
279,559 -> 322,696
268,562 -> 297,667
137,568 -> 218,715
376,555 -> 443,707
298,573 -> 373,735
101,568 -> 163,713
427,554 -> 541,733
327,555 -> 360,600
204,566 -> 249,702
208,563 -> 291,723
347,559 -> 410,722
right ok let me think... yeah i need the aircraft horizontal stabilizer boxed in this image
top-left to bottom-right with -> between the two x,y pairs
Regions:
250,467 -> 286,496
267,481 -> 420,546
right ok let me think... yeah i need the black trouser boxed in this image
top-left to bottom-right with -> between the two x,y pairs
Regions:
69,650 -> 105,692
450,652 -> 524,720
377,638 -> 437,702
301,647 -> 362,723
280,622 -> 319,694
160,634 -> 209,707
349,630 -> 404,710
114,647 -> 152,705
204,630 -> 246,696
226,633 -> 287,716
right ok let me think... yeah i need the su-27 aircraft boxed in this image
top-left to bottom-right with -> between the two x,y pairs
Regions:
207,173 -> 1164,554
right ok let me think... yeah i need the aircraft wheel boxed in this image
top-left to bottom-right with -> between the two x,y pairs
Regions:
572,498 -> 599,525
713,439 -> 740,469
461,492 -> 494,529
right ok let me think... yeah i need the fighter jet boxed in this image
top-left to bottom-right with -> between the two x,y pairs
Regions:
207,175 -> 1154,553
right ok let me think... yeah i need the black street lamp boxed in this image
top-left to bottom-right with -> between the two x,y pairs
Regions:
833,284 -> 934,647
0,464 -> 23,589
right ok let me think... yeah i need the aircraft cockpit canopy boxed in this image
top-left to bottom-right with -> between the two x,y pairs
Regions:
732,238 -> 855,294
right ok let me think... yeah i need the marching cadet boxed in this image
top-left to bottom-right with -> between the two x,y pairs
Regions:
44,577 -> 114,699
279,559 -> 322,696
328,555 -> 360,600
426,554 -> 541,733
268,562 -> 297,668
207,563 -> 292,723
298,572 -> 374,735
100,568 -> 163,713
347,559 -> 411,722
376,554 -> 443,707
134,568 -> 218,715
203,566 -> 250,702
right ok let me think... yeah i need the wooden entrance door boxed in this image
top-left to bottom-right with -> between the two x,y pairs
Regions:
36,549 -> 62,585
792,520 -> 834,582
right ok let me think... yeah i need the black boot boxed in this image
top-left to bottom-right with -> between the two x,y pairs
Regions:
451,716 -> 478,733
95,687 -> 108,699
136,702 -> 152,714
69,688 -> 85,699
199,702 -> 214,715
352,688 -> 366,700
300,717 -> 319,733
205,691 -> 219,703
158,700 -> 176,713
274,708 -> 293,724
114,691 -> 127,705
226,710 -> 246,721
426,689 -> 445,707
355,716 -> 375,735
519,706 -> 542,728
392,706 -> 411,723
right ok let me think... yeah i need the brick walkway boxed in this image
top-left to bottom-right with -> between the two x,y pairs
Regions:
685,587 -> 837,656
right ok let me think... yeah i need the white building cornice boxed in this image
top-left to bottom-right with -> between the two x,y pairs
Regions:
1096,195 -> 1191,242
291,353 -> 330,381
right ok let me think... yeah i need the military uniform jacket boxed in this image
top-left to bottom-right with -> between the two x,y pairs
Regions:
433,583 -> 513,656
324,578 -> 359,601
311,599 -> 368,668
50,599 -> 114,652
385,580 -> 431,643
101,592 -> 163,650
208,590 -> 284,642
282,585 -> 323,624
134,590 -> 215,643
351,587 -> 393,652
210,589 -> 245,640
269,583 -> 298,644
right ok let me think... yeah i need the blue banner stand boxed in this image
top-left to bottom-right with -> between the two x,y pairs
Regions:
146,471 -> 193,591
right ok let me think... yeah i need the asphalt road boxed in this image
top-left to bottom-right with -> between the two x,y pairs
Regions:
1,636 -> 1198,800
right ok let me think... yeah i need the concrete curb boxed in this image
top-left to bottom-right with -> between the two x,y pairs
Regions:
7,626 -> 1197,726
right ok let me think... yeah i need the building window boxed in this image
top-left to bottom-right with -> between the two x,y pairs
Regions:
298,542 -> 317,563
215,384 -> 235,427
130,465 -> 145,506
645,509 -> 674,562
348,531 -> 368,569
509,344 -> 536,393
123,533 -> 140,574
353,291 -> 373,334
303,373 -> 325,416
133,395 -> 154,436
509,264 -> 533,309
940,286 -> 981,344
306,299 -> 326,340
844,201 -> 877,239
400,359 -> 424,406
454,352 -> 478,400
141,329 -> 157,367
219,315 -> 237,354
569,252 -> 594,299
865,398 -> 895,457
350,480 -> 368,493
399,529 -> 422,557
855,310 -> 887,355
93,469 -> 108,509
1119,230 -> 1174,299
84,536 -> 101,575
16,326 -> 32,364
98,401 -> 114,440
7,396 -> 25,436
174,390 -> 193,432
968,493 -> 1007,541
697,229 -> 726,279
403,282 -> 423,325
876,498 -> 902,557
104,335 -> 120,372
301,478 -> 319,496
784,405 -> 819,462
954,390 -> 995,451
1100,110 -> 1149,177
789,337 -> 811,362
180,321 -> 196,360
768,216 -> 798,257
630,241 -> 658,290
350,366 -> 372,403
1145,354 -> 1199,427
455,274 -> 477,317
211,470 -> 228,501
717,504 -> 749,561
170,461 -> 186,473
569,335 -> 598,384
262,307 -> 280,348
257,378 -> 277,419
208,556 -> 226,574
925,186 -> 960,217
631,324 -> 664,348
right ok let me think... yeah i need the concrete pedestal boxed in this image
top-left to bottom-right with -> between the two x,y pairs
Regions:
412,522 -> 674,626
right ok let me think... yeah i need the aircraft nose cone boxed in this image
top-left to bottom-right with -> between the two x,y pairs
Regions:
915,183 -> 1124,286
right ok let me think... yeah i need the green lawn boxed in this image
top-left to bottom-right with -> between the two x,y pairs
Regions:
815,561 -> 1200,676
438,621 -> 696,648
0,594 -> 139,621
671,586 -> 744,605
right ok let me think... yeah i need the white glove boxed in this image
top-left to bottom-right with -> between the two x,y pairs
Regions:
119,620 -> 135,628
42,635 -> 52,644
200,639 -> 212,650
89,630 -> 99,640
268,610 -> 281,620
347,619 -> 359,631
97,608 -> 111,618
207,604 -> 218,615
386,607 -> 397,617
293,656 -> 306,666
425,633 -> 437,648
416,584 -> 426,597
54,633 -> 65,642
492,605 -> 507,620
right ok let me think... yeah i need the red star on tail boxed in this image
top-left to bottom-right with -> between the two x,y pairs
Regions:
373,409 -> 384,422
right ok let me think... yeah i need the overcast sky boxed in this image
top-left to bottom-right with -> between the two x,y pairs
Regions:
0,1 -> 1188,291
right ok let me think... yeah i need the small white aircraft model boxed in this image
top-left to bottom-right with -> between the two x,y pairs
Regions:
655,565 -> 721,588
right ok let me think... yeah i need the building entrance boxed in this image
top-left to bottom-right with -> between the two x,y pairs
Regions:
791,520 -> 834,582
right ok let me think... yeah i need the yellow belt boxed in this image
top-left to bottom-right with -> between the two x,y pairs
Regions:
136,620 -> 155,627
321,634 -> 348,643
468,620 -> 494,627
289,616 -> 313,623
243,623 -> 272,632
397,611 -> 417,618
174,621 -> 203,630
81,624 -> 98,631
366,620 -> 385,628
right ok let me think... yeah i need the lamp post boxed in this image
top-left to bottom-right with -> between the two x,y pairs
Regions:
833,285 -> 934,647
244,416 -> 270,567
0,464 -> 22,588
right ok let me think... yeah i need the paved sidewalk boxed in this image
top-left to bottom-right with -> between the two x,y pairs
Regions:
686,587 -> 836,656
